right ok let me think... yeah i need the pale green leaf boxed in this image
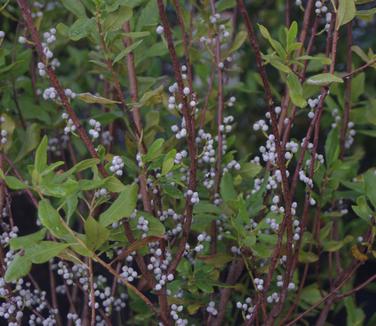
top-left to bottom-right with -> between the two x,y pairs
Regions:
15,124 -> 40,162
77,93 -> 120,104
162,149 -> 176,175
69,17 -> 95,41
113,40 -> 143,64
10,229 -> 46,250
35,136 -> 48,174
61,0 -> 86,18
4,254 -> 32,282
336,0 -> 356,30
143,138 -> 164,162
220,173 -> 237,202
38,200 -> 69,238
306,73 -> 344,86
103,5 -> 133,32
85,217 -> 109,250
287,73 -> 307,108
99,183 -> 138,226
26,242 -> 69,264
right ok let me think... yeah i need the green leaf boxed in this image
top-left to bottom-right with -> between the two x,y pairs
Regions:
77,93 -> 120,104
238,162 -> 262,178
99,183 -> 138,226
364,170 -> 376,209
0,113 -> 15,153
38,200 -> 69,238
240,233 -> 256,249
104,176 -> 126,192
300,284 -> 323,305
26,242 -> 69,264
193,201 -> 221,215
345,296 -> 365,326
336,0 -> 356,30
144,138 -> 164,162
351,45 -> 371,63
136,0 -> 158,31
306,73 -> 344,86
217,0 -> 236,11
113,40 -> 143,64
258,24 -> 286,58
15,123 -> 40,162
2,175 -> 28,190
351,72 -> 365,102
35,136 -> 48,174
59,158 -> 100,181
352,196 -> 373,223
322,235 -> 352,252
69,17 -> 95,41
137,213 -> 165,237
270,59 -> 291,73
64,195 -> 79,223
297,55 -> 332,65
287,73 -> 307,108
122,31 -> 150,38
85,217 -> 110,250
325,127 -> 339,167
299,251 -> 319,263
197,253 -> 233,267
103,5 -> 133,32
252,243 -> 272,258
226,31 -> 247,55
286,21 -> 298,51
357,130 -> 376,137
319,222 -> 333,242
56,22 -> 70,37
69,235 -> 93,257
40,161 -> 65,177
162,149 -> 176,175
356,7 -> 376,19
69,158 -> 100,173
162,183 -> 183,199
220,173 -> 237,202
138,85 -> 164,107
10,229 -> 46,250
61,0 -> 86,18
4,254 -> 32,282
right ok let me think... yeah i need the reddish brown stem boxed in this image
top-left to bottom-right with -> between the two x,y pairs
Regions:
123,21 -> 152,214
342,58 -> 376,79
210,0 -> 225,255
17,0 -> 106,176
237,2 -> 294,321
339,22 -> 352,158
172,0 -> 193,90
157,0 -> 198,277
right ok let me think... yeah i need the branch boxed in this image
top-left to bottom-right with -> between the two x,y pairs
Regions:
123,21 -> 152,213
237,1 -> 294,321
156,0 -> 198,276
286,262 -> 361,326
209,0 -> 224,255
342,58 -> 376,80
16,0 -> 106,176
171,0 -> 193,89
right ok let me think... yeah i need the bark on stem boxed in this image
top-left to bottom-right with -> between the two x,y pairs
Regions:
209,0 -> 224,255
237,2 -> 294,322
339,22 -> 352,158
17,0 -> 106,176
156,0 -> 198,276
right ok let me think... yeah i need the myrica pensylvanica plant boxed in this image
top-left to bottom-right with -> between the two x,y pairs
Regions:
0,0 -> 376,325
